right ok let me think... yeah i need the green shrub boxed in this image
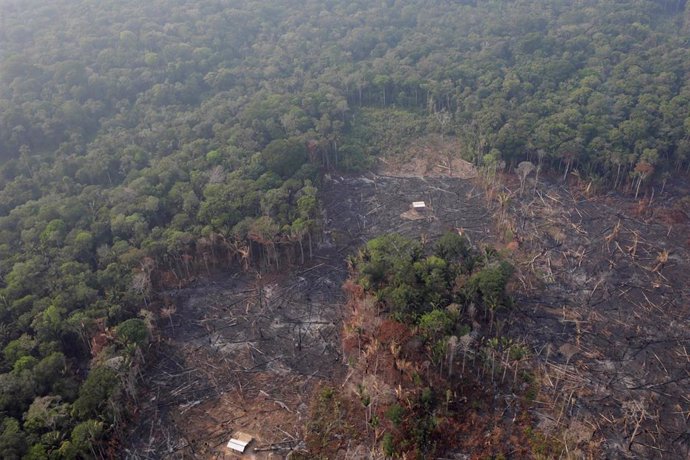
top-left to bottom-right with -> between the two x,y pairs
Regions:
385,403 -> 405,426
115,318 -> 149,347
381,432 -> 395,457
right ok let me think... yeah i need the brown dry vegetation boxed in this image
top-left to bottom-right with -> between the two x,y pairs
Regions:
377,134 -> 478,180
302,275 -> 545,459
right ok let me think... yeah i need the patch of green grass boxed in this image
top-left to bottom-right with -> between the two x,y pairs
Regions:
386,403 -> 405,426
524,426 -> 564,459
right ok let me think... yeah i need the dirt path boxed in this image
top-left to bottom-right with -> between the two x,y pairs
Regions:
505,178 -> 690,458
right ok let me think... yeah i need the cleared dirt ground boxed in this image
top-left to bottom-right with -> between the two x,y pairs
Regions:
321,172 -> 493,252
125,139 -> 690,459
503,176 -> 690,458
125,172 -> 494,459
126,263 -> 348,459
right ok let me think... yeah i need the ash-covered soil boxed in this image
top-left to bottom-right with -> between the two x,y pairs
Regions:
124,170 -> 690,459
124,264 -> 346,459
124,174 -> 493,459
506,178 -> 690,459
322,173 -> 494,250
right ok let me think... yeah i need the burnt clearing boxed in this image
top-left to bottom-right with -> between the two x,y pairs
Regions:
321,173 -> 494,251
124,174 -> 494,459
504,176 -> 690,458
125,169 -> 690,459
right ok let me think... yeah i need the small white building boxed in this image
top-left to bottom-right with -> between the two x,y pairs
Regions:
412,201 -> 427,210
227,432 -> 253,453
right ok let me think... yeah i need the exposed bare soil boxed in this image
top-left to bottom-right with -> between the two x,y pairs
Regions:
125,264 -> 346,459
322,173 -> 494,252
125,173 -> 494,459
125,136 -> 690,459
502,175 -> 690,459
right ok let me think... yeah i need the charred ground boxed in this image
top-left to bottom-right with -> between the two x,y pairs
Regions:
125,151 -> 690,459
503,175 -> 690,458
124,171 -> 495,459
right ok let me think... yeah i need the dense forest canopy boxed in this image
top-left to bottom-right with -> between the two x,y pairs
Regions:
0,0 -> 689,457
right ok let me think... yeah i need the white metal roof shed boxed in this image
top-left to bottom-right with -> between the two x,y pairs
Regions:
227,432 -> 253,453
